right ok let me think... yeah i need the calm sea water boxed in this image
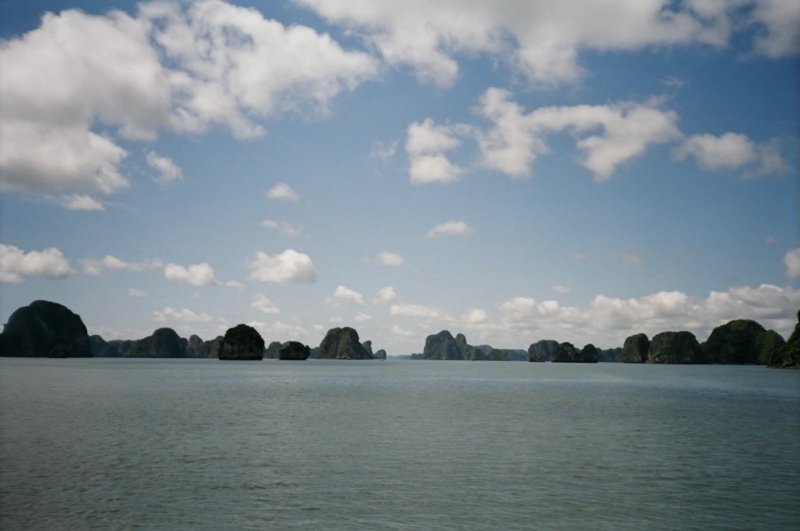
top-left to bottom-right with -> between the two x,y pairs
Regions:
1,358 -> 798,530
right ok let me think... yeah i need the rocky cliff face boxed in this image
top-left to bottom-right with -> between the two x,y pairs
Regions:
768,310 -> 799,368
218,324 -> 264,360
621,333 -> 650,363
579,344 -> 600,363
374,349 -> 387,360
528,340 -> 558,362
552,342 -> 579,362
125,328 -> 186,358
89,335 -> 125,357
702,319 -> 786,365
318,327 -> 372,359
648,331 -> 704,364
0,300 -> 91,358
279,341 -> 311,360
264,341 -> 282,359
362,340 -> 373,356
185,335 -> 207,358
598,347 -> 623,362
423,331 -> 463,360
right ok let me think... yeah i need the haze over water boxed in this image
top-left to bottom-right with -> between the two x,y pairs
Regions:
1,358 -> 798,530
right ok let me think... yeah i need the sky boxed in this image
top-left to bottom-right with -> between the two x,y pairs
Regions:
1,0 -> 798,354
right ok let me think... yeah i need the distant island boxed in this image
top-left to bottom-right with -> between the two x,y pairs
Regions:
0,300 -> 798,369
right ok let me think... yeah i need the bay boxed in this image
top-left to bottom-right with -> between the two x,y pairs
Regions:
1,358 -> 798,530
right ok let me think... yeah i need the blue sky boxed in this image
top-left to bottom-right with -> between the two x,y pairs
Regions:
1,0 -> 798,353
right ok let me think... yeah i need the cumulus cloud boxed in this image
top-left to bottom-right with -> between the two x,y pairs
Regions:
334,285 -> 365,306
390,303 -> 439,318
477,88 -> 681,181
405,119 -> 466,184
164,262 -> 219,286
251,294 -> 281,315
262,220 -> 305,237
374,286 -> 398,304
153,306 -> 213,323
378,252 -> 403,266
354,312 -> 373,322
1,1 -> 377,199
785,248 -> 800,279
552,285 -> 572,294
266,183 -> 299,201
146,150 -> 183,185
129,288 -> 146,298
427,220 -> 473,238
462,308 -> 488,324
329,315 -> 345,324
673,133 -> 789,177
370,140 -> 398,160
0,244 -> 72,283
297,0 -> 799,87
248,249 -> 318,284
104,256 -> 163,272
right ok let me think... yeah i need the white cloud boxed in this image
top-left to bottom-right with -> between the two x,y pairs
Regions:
56,194 -> 105,211
623,251 -> 644,267
378,252 -> 403,266
104,256 -> 164,272
248,249 -> 318,284
1,1 -> 377,200
390,303 -> 439,318
251,293 -> 281,315
225,280 -> 245,291
673,133 -> 789,177
477,88 -> 681,181
427,220 -> 473,238
406,119 -> 465,184
334,285 -> 365,306
785,248 -> 800,279
262,219 -> 305,237
297,0 -> 799,87
164,262 -> 219,286
462,308 -> 488,324
329,315 -> 345,323
80,260 -> 103,275
266,183 -> 299,201
0,244 -> 72,283
354,312 -> 373,322
391,325 -> 415,337
129,288 -> 146,298
153,306 -> 213,323
552,285 -> 573,294
374,286 -> 398,305
146,150 -> 183,185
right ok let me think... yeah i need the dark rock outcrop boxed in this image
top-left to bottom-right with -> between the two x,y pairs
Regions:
579,344 -> 600,363
374,349 -> 387,360
126,328 -> 186,358
318,327 -> 372,359
552,342 -> 580,363
769,310 -> 799,368
599,347 -> 623,362
185,335 -> 208,358
702,320 -> 768,364
264,341 -> 282,359
204,336 -> 224,359
621,333 -> 650,363
758,330 -> 785,365
0,300 -> 91,358
108,339 -> 134,357
362,340 -> 373,356
218,324 -> 264,360
279,341 -> 311,360
648,331 -> 704,364
528,340 -> 559,362
409,353 -> 424,360
89,334 -> 125,357
423,331 -> 485,360
487,348 -> 527,361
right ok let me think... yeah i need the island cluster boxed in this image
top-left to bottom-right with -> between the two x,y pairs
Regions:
0,300 -> 797,369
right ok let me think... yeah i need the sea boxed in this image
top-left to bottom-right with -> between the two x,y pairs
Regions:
1,358 -> 798,530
